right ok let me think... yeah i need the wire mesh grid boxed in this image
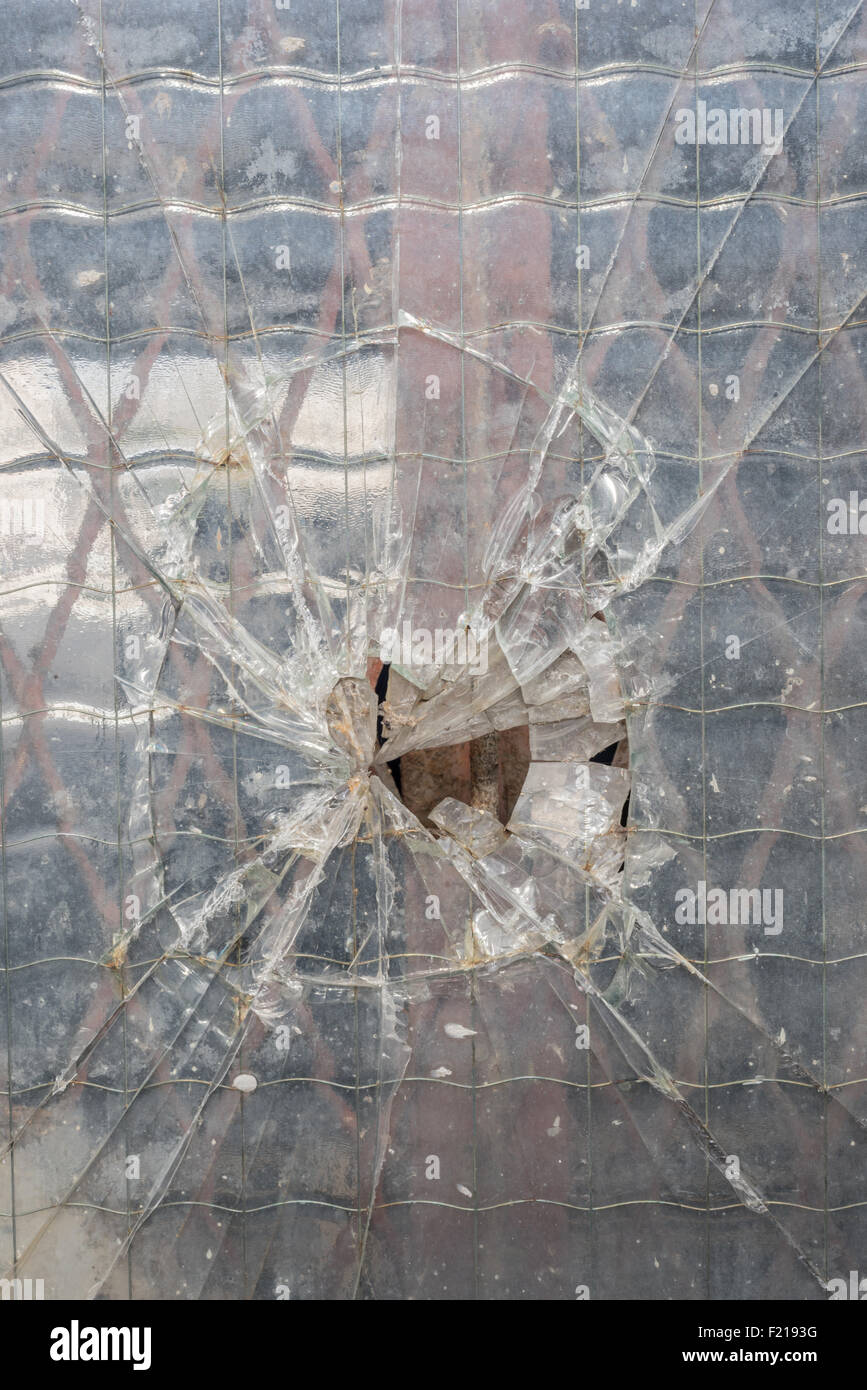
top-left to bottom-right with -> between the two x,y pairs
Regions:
0,0 -> 865,1300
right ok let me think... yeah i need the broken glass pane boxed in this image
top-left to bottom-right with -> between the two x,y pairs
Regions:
0,0 -> 864,1302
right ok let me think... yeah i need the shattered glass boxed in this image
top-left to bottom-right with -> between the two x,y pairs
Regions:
1,0 -> 865,1300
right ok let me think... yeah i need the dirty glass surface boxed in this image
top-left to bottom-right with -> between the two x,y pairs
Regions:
1,0 -> 866,1301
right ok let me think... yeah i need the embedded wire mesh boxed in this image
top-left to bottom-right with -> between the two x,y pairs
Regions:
0,0 -> 866,1300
